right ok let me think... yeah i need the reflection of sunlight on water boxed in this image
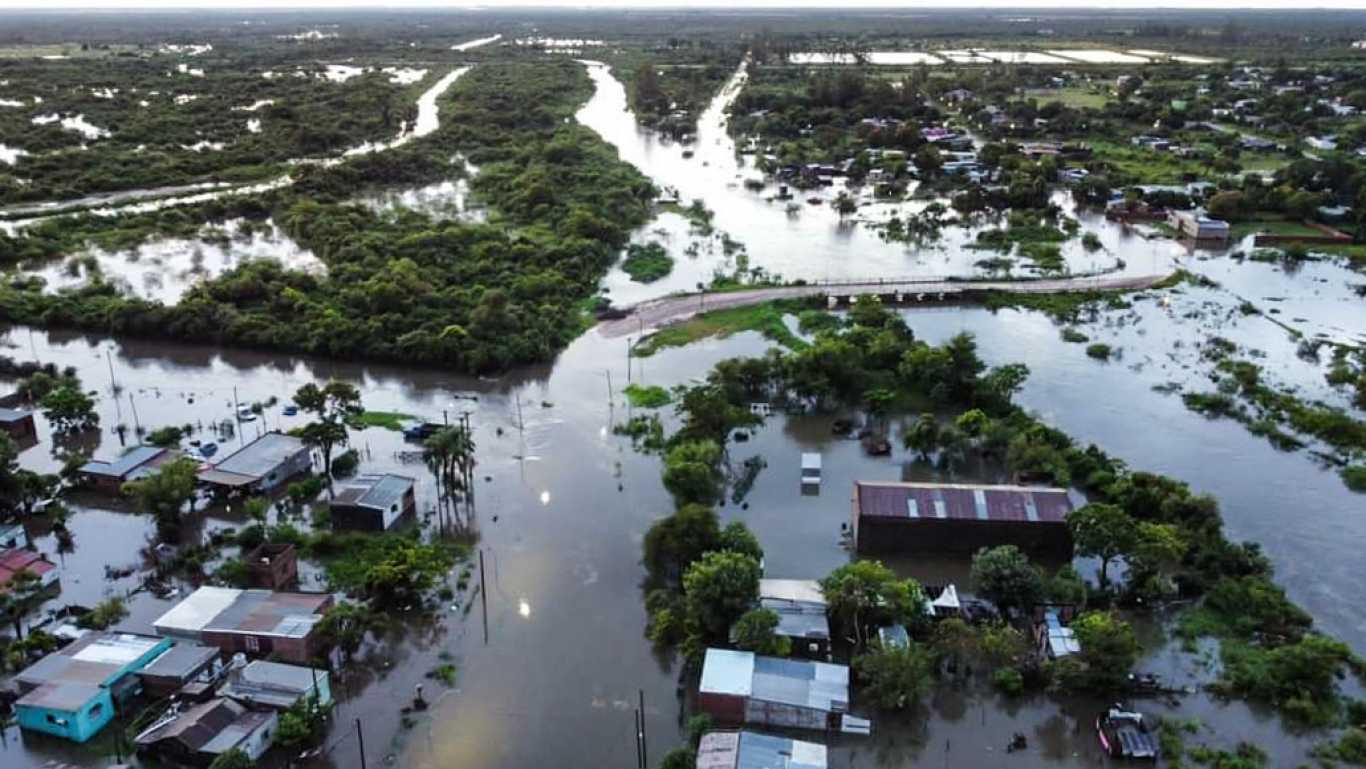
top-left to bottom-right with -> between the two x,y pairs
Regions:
518,599 -> 531,618
539,490 -> 550,506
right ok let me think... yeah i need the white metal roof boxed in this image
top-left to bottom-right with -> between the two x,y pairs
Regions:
154,586 -> 242,633
71,633 -> 164,666
759,579 -> 825,606
700,648 -> 754,697
800,453 -> 821,471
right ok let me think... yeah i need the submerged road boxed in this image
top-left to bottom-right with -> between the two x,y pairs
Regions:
597,272 -> 1174,337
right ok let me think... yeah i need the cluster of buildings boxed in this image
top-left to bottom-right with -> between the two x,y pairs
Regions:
680,476 -> 1080,769
6,585 -> 334,766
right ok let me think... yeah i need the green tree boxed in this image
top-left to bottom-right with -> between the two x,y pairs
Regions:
732,607 -> 792,656
1206,191 -> 1248,222
853,642 -> 935,710
1061,610 -> 1139,691
662,440 -> 724,505
293,381 -> 362,482
1067,503 -> 1139,589
643,504 -> 720,583
718,521 -> 763,562
316,601 -> 379,664
207,749 -> 255,769
40,385 -> 98,433
932,617 -> 979,677
970,545 -> 1043,614
78,597 -> 128,630
682,550 -> 761,642
820,560 -> 926,651
1128,522 -> 1188,599
903,412 -> 940,458
123,457 -> 200,541
424,425 -> 477,496
0,569 -> 43,638
657,747 -> 696,769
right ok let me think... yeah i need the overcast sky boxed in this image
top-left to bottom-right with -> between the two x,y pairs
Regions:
3,1 -> 1366,10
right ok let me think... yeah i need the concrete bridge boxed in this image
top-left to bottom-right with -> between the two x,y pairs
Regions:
597,272 -> 1173,338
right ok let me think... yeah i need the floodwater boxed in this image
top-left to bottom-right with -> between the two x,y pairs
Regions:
579,61 -> 1180,296
16,218 -> 324,304
2,48 -> 1364,769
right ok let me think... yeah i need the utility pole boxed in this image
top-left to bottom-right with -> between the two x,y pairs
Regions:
479,548 -> 489,644
128,393 -> 142,442
606,368 -> 613,405
232,386 -> 245,447
105,349 -> 117,394
638,689 -> 648,768
355,718 -> 368,769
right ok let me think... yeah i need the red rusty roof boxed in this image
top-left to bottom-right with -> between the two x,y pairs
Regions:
0,548 -> 56,587
853,481 -> 1072,524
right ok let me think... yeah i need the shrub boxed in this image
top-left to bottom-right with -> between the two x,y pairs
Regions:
992,667 -> 1025,695
1085,343 -> 1112,360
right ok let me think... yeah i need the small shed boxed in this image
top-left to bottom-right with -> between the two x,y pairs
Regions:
753,579 -> 830,657
696,730 -> 828,769
0,522 -> 29,549
1035,609 -> 1081,659
244,543 -> 298,590
330,474 -> 417,532
800,454 -> 822,486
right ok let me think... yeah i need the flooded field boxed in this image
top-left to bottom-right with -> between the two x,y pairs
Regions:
1,42 -> 1364,769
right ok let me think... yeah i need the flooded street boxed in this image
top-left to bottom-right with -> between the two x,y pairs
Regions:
2,51 -> 1364,769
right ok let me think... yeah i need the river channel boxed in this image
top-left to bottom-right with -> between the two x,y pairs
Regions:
1,55 -> 1364,769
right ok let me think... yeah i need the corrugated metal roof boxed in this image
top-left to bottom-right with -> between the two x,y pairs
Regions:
79,446 -> 168,479
154,587 -> 328,639
695,731 -> 829,769
751,656 -> 848,713
139,643 -> 220,679
209,433 -> 306,480
759,580 -> 825,606
335,474 -> 414,511
855,481 -> 1073,523
0,407 -> 32,422
700,649 -> 754,697
221,661 -> 327,709
759,599 -> 829,641
16,632 -> 167,711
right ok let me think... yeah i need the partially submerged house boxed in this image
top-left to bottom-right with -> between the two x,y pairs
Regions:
698,649 -> 868,734
13,632 -> 172,742
197,433 -> 311,494
220,659 -> 332,710
1035,609 -> 1081,660
799,454 -> 821,488
79,446 -> 183,494
136,642 -> 226,700
850,481 -> 1074,556
753,579 -> 830,657
134,697 -> 277,766
153,587 -> 333,664
330,473 -> 416,532
695,730 -> 828,769
0,547 -> 59,590
0,406 -> 37,443
1168,210 -> 1230,242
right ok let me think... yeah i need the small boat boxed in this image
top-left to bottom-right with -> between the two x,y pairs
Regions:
283,405 -> 298,416
681,149 -> 694,159
807,197 -> 822,206
1097,706 -> 1158,760
199,442 -> 218,458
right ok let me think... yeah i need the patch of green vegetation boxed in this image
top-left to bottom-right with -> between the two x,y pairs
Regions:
306,530 -> 465,604
621,241 -> 675,283
1024,86 -> 1110,110
1020,242 -> 1064,272
347,411 -> 416,431
1085,342 -> 1113,360
613,414 -> 665,451
633,300 -> 811,357
426,663 -> 458,686
1342,465 -> 1366,493
1061,327 -> 1089,343
624,384 -> 672,408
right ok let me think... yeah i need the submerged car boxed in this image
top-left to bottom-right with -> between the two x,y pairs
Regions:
1097,705 -> 1159,760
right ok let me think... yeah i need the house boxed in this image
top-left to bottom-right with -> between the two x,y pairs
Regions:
752,579 -> 829,656
1169,210 -> 1230,242
942,88 -> 974,103
136,642 -> 226,700
220,659 -> 333,710
697,649 -> 868,734
329,474 -> 417,532
849,481 -> 1074,556
695,731 -> 828,769
1238,136 -> 1277,152
0,406 -> 37,443
0,547 -> 59,590
197,433 -> 311,493
134,697 -> 277,766
79,446 -> 183,494
153,586 -> 333,664
1035,609 -> 1080,660
13,632 -> 173,742
243,543 -> 298,590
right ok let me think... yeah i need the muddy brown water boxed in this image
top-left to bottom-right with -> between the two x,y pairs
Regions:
2,58 -> 1365,769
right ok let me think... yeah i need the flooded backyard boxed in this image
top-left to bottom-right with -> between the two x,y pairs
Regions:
1,50 -> 1364,769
